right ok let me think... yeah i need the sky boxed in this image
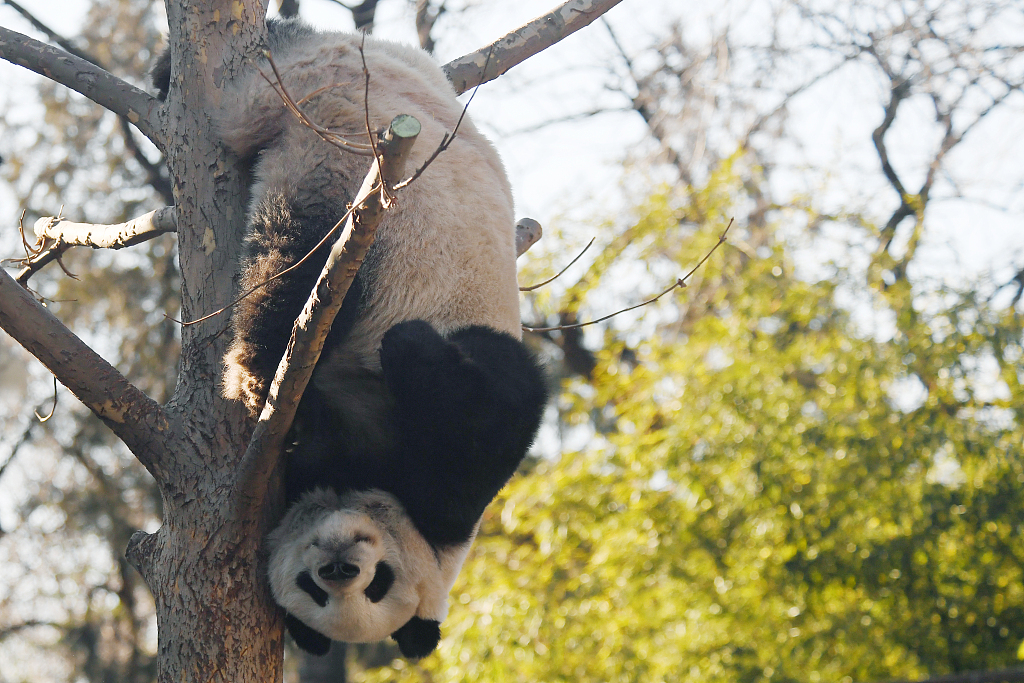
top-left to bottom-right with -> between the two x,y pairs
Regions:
1,0 -> 1021,292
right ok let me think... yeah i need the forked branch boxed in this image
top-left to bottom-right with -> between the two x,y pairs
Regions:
10,207 -> 177,285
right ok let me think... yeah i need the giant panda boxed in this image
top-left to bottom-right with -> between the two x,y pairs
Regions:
153,18 -> 548,659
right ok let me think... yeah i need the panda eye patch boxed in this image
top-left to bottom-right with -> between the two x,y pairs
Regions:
364,561 -> 395,603
296,571 -> 330,607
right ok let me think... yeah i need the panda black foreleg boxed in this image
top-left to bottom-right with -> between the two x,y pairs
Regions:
379,321 -> 547,546
284,612 -> 332,656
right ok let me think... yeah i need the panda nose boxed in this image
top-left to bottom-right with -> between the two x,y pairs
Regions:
319,562 -> 360,581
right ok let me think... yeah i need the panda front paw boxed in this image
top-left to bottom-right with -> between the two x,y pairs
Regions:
222,344 -> 269,417
379,321 -> 485,409
285,613 -> 332,656
392,616 -> 442,659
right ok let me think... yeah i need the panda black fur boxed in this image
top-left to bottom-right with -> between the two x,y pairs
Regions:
153,19 -> 547,659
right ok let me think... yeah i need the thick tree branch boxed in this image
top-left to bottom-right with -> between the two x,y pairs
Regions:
443,0 -> 625,94
232,114 -> 421,519
0,26 -> 163,150
0,266 -> 176,483
13,208 -> 177,284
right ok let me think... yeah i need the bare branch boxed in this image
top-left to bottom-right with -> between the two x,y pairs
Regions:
520,237 -> 593,292
32,207 -> 177,249
523,219 -> 732,333
0,26 -> 163,150
0,266 -> 175,483
872,80 -> 911,201
9,208 -> 176,285
260,52 -> 375,156
443,0 -> 626,95
2,1 -> 173,201
232,114 -> 421,519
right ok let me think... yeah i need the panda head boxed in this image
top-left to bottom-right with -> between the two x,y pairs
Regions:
268,489 -> 468,658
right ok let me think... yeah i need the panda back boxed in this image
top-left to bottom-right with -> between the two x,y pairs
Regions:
217,23 -> 521,369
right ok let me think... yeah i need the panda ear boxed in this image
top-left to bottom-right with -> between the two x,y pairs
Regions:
391,616 -> 441,659
285,613 -> 332,656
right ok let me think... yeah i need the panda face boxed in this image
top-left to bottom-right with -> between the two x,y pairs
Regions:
267,489 -> 458,645
295,510 -> 397,606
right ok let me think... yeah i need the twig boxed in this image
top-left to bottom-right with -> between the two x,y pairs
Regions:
259,51 -> 374,156
171,205 -> 355,327
523,219 -> 733,333
520,237 -> 593,291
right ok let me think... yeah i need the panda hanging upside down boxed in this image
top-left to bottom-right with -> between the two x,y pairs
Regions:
153,18 -> 548,659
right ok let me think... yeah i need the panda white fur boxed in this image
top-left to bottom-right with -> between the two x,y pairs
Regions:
153,19 -> 547,659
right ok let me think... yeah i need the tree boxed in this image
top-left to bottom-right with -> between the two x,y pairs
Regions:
0,1 -> 624,680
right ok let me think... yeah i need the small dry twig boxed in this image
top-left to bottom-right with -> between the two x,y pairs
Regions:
170,203 -> 359,327
259,51 -> 375,157
523,219 -> 734,333
520,237 -> 594,291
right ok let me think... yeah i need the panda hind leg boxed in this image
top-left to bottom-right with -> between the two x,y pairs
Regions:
378,320 -> 548,545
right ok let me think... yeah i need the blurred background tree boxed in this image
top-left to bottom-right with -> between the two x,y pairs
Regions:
1,0 -> 1022,682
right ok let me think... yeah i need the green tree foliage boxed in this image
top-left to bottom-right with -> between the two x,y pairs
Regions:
360,160 -> 1024,683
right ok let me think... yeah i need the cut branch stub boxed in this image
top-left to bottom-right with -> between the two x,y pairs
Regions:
515,218 -> 543,258
232,114 -> 421,521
